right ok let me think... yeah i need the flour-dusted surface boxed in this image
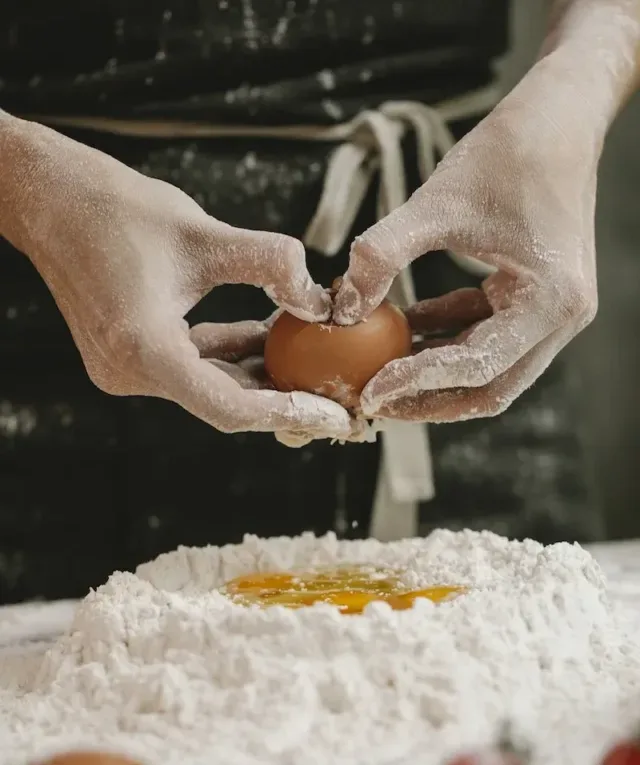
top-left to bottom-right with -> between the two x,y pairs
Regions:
1,531 -> 640,765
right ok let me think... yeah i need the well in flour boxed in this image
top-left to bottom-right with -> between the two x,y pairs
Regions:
0,529 -> 639,765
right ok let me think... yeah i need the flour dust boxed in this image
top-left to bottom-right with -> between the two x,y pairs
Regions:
0,529 -> 639,765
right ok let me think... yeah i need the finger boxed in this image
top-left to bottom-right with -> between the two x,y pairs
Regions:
264,307 -> 284,328
274,411 -> 376,448
406,289 -> 493,334
154,333 -> 351,437
412,336 -> 459,353
237,355 -> 272,387
204,221 -> 331,322
275,431 -> 315,448
371,326 -> 572,423
190,320 -> 267,361
178,361 -> 351,436
360,297 -> 558,414
412,323 -> 478,353
206,358 -> 267,390
333,193 -> 448,325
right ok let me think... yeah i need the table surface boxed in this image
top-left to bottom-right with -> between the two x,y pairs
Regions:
0,539 -> 639,647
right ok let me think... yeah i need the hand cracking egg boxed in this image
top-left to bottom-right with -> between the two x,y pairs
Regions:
264,280 -> 412,410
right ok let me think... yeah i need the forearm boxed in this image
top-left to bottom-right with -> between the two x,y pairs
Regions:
541,0 -> 640,123
0,112 -> 31,250
0,112 -> 58,256
0,110 -> 18,224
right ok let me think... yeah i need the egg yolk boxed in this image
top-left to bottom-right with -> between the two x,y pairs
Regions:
220,566 -> 466,614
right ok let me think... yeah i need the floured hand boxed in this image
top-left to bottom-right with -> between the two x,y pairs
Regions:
334,0 -> 640,424
0,117 -> 351,439
333,56 -> 605,423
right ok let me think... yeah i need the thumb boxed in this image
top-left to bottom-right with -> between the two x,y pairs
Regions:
204,220 -> 331,322
333,193 -> 448,325
189,320 -> 268,361
155,331 -> 351,437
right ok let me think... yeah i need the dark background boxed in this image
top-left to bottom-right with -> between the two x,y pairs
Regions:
500,1 -> 640,541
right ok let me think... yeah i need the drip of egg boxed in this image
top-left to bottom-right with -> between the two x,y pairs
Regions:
221,565 -> 466,614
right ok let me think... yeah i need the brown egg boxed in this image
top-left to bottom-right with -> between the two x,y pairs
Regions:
264,285 -> 412,410
35,752 -> 143,765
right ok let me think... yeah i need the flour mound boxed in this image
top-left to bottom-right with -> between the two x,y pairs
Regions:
1,530 -> 639,765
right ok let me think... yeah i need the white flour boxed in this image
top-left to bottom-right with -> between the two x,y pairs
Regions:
0,529 -> 639,765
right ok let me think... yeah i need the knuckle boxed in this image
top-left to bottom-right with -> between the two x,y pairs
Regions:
529,264 -> 595,329
104,320 -> 146,365
273,235 -> 306,278
352,232 -> 395,276
468,359 -> 500,388
579,297 -> 598,329
552,272 -> 595,326
97,318 -> 163,383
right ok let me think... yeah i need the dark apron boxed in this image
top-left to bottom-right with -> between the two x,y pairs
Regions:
0,0 -> 601,604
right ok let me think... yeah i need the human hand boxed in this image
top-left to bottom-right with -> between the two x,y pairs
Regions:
2,118 -> 352,439
333,55 -> 600,422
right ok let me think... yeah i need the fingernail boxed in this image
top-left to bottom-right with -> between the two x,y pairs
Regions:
333,276 -> 363,326
310,284 -> 333,321
360,400 -> 379,418
278,285 -> 331,323
275,431 -> 314,448
356,377 -> 375,414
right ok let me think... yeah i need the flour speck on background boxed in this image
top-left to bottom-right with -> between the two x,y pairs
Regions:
0,530 -> 639,765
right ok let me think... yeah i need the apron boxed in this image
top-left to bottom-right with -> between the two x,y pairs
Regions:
26,83 -> 501,541
0,2 -> 601,605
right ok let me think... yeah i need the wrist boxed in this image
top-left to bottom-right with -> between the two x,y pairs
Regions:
500,51 -> 611,160
541,0 -> 640,116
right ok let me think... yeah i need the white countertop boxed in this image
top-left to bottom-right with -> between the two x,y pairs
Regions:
0,540 -> 638,647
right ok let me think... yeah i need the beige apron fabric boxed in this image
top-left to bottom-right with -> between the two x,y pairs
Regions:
28,83 -> 500,541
